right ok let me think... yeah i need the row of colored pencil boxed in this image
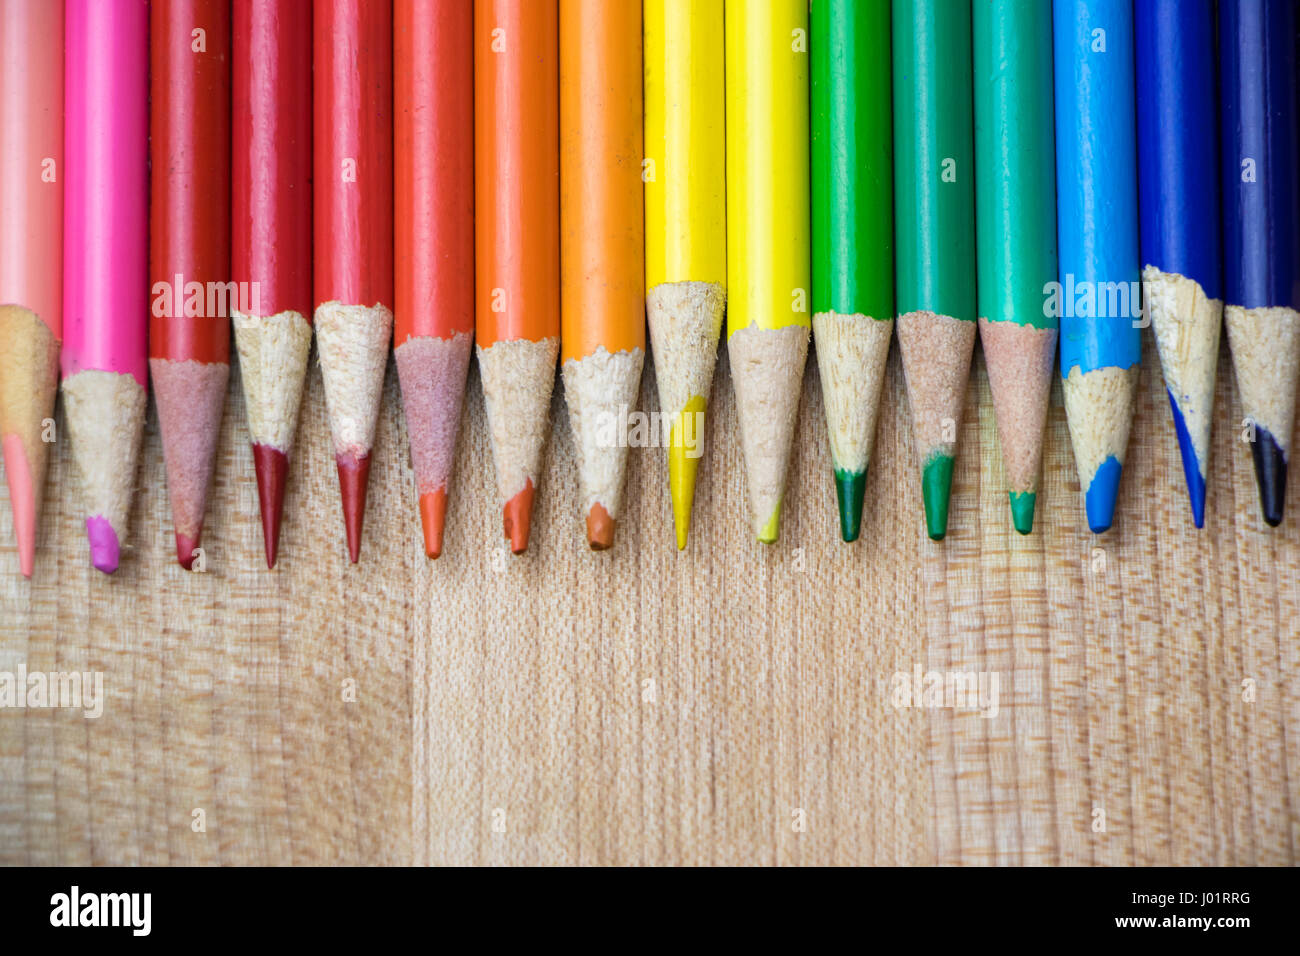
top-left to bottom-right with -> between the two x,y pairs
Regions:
0,0 -> 1296,577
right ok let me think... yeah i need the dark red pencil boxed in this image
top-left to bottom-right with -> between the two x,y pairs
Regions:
313,0 -> 394,563
231,0 -> 313,568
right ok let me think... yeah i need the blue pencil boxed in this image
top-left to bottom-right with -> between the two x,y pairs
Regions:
1220,0 -> 1300,527
1052,0 -> 1142,534
1135,0 -> 1222,529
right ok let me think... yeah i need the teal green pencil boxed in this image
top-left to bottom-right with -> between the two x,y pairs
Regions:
973,0 -> 1059,534
811,0 -> 894,542
892,0 -> 977,541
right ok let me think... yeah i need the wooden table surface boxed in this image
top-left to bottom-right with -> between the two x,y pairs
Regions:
1,326 -> 1297,866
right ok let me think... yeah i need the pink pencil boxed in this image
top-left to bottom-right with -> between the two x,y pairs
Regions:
62,0 -> 149,574
0,0 -> 63,578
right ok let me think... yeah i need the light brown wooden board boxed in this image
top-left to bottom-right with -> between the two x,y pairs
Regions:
1,326 -> 1296,865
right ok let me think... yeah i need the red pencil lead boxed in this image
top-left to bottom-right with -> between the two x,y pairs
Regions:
336,451 -> 372,564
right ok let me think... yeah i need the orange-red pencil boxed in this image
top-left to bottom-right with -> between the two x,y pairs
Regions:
394,0 -> 473,559
559,0 -> 645,549
314,0 -> 394,563
150,0 -> 232,569
475,0 -> 560,554
232,0 -> 313,569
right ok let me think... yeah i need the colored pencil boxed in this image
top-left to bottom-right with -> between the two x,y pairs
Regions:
313,0 -> 394,563
231,0 -> 313,569
811,0 -> 894,543
1220,0 -> 1299,527
974,0 -> 1059,535
0,0 -> 62,578
1053,0 -> 1142,534
474,0 -> 560,555
893,0 -> 977,541
559,0 -> 645,551
61,0 -> 149,574
1136,0 -> 1222,529
150,0 -> 232,570
644,0 -> 726,551
394,0 -> 474,560
724,0 -> 811,544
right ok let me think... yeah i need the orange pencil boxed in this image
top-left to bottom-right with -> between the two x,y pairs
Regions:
475,0 -> 560,554
559,0 -> 644,549
394,0 -> 474,559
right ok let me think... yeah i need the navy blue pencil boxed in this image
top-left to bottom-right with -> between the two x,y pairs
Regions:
1220,0 -> 1300,527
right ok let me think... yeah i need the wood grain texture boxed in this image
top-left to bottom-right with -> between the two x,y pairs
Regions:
1,325 -> 1297,865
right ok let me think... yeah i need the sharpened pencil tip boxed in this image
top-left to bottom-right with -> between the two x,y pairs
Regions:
587,502 -> 614,550
252,444 -> 289,568
1009,491 -> 1036,535
757,505 -> 781,544
419,488 -> 448,559
85,516 -> 121,574
176,530 -> 200,570
834,468 -> 866,542
922,455 -> 954,541
2,437 -> 37,577
336,451 -> 372,564
1250,426 -> 1287,528
1167,390 -> 1207,529
668,397 -> 706,553
1085,456 -> 1123,534
504,480 -> 535,555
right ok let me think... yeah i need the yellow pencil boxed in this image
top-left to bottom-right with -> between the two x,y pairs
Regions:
725,0 -> 811,543
644,0 -> 726,550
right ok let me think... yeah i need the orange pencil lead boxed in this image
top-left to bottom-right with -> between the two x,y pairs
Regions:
503,482 -> 535,555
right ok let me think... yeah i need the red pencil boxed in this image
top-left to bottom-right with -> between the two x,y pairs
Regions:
393,0 -> 474,559
232,0 -> 313,568
314,0 -> 394,563
149,0 -> 232,569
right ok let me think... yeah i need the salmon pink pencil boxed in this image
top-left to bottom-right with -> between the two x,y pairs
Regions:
0,0 -> 63,578
61,0 -> 149,575
232,0 -> 313,569
475,0 -> 560,554
150,0 -> 232,570
314,0 -> 394,563
394,0 -> 473,560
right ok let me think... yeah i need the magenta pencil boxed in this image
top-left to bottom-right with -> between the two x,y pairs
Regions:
62,0 -> 149,574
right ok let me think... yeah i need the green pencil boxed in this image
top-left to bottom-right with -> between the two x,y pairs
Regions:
811,0 -> 895,543
973,0 -> 1058,534
892,0 -> 978,541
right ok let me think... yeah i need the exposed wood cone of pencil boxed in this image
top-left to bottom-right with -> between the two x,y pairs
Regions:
725,0 -> 811,544
0,0 -> 63,578
394,0 -> 475,560
231,0 -> 313,568
314,0 -> 395,563
560,0 -> 645,551
150,0 -> 232,570
475,0 -> 561,555
644,0 -> 726,550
